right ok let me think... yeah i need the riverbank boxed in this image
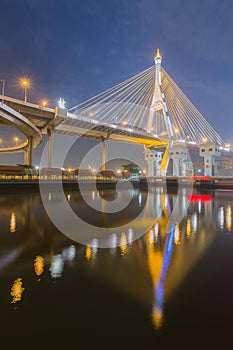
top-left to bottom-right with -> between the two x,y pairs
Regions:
0,177 -> 233,191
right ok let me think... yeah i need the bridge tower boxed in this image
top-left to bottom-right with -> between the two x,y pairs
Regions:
146,49 -> 174,176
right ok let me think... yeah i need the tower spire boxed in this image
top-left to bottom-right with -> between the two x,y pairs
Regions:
155,48 -> 162,61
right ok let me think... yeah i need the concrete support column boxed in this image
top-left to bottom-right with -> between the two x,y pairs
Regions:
28,136 -> 33,166
203,156 -> 216,176
24,149 -> 29,165
154,160 -> 161,176
199,143 -> 220,177
172,157 -> 186,176
172,158 -> 180,177
47,128 -> 54,168
170,146 -> 187,176
145,149 -> 155,176
101,138 -> 108,171
145,149 -> 163,177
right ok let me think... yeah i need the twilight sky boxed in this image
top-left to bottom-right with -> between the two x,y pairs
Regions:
0,0 -> 233,167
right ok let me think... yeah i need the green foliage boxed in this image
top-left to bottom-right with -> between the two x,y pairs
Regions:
16,163 -> 35,169
122,162 -> 140,173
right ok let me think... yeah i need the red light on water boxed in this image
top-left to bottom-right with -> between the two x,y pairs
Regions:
188,194 -> 211,203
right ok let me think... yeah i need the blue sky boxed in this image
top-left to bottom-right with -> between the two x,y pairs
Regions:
0,0 -> 233,166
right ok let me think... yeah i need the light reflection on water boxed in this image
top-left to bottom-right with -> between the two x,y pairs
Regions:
0,187 -> 233,345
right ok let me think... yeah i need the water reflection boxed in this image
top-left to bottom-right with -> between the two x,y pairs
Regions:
11,278 -> 25,303
0,187 -> 233,333
9,212 -> 16,233
50,254 -> 64,279
119,232 -> 128,255
34,256 -> 45,277
226,205 -> 232,232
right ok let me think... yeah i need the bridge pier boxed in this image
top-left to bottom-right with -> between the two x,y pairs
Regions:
24,136 -> 33,166
101,138 -> 108,171
145,149 -> 162,176
199,143 -> 220,176
24,149 -> 29,165
28,136 -> 33,166
170,146 -> 187,176
47,128 -> 54,168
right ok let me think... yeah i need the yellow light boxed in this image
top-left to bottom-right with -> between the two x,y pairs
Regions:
120,232 -> 128,255
122,121 -> 128,126
117,169 -> 121,174
19,77 -> 31,88
34,256 -> 45,277
174,223 -> 180,245
203,137 -> 208,143
18,75 -> 32,102
10,212 -> 16,233
89,111 -> 94,117
226,205 -> 232,231
225,144 -> 231,148
0,138 -> 2,143
175,128 -> 179,133
155,48 -> 162,60
41,99 -> 48,107
14,136 -> 19,142
186,217 -> 191,238
11,278 -> 25,303
67,194 -> 71,202
85,245 -> 91,260
151,308 -> 163,329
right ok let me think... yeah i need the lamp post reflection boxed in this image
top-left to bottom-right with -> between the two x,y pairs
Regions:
9,212 -> 16,233
11,278 -> 25,304
34,256 -> 45,277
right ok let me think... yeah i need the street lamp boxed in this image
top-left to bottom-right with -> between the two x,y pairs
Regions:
19,77 -> 31,102
14,136 -> 19,146
41,99 -> 48,107
203,137 -> 208,143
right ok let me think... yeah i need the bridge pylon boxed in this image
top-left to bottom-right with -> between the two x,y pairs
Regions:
147,49 -> 174,176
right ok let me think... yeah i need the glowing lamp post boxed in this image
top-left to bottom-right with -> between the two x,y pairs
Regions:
41,99 -> 48,107
20,78 -> 30,102
14,136 -> 19,146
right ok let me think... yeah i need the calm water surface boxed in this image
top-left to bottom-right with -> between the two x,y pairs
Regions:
1,186 -> 233,349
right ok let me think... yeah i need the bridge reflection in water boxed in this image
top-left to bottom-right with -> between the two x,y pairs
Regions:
0,187 -> 232,345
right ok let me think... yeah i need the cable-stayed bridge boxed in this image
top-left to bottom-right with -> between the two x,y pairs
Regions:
0,49 -> 231,176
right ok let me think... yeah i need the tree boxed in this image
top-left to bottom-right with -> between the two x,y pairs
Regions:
16,164 -> 35,169
122,162 -> 140,174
